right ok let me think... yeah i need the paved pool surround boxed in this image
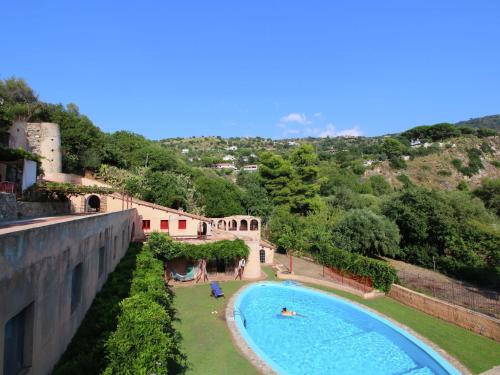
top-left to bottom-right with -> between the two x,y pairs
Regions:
226,282 -> 471,375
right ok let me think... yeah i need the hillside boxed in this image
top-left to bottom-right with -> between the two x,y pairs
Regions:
364,135 -> 500,190
456,115 -> 500,131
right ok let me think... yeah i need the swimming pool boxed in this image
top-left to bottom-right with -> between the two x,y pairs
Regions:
233,282 -> 460,375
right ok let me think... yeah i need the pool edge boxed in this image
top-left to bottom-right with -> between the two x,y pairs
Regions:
226,281 -> 472,375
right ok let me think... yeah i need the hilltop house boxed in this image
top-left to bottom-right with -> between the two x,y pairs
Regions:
242,164 -> 258,172
223,154 -> 236,161
181,148 -> 189,154
226,145 -> 238,151
214,163 -> 237,170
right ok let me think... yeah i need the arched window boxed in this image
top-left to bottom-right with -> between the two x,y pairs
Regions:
87,195 -> 100,212
229,219 -> 237,231
240,219 -> 248,231
259,249 -> 266,263
217,220 -> 227,230
250,219 -> 259,231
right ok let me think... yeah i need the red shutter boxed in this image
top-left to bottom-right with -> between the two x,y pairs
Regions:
160,220 -> 169,230
142,220 -> 150,230
178,220 -> 187,230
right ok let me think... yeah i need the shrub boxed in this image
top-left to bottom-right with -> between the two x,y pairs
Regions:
104,245 -> 187,374
437,169 -> 452,177
316,247 -> 398,292
389,156 -> 407,170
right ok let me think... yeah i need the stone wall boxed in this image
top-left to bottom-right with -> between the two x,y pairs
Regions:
0,209 -> 138,374
16,201 -> 70,219
389,284 -> 500,342
26,122 -> 62,174
0,193 -> 17,221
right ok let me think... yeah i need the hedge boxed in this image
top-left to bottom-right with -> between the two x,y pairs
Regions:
316,246 -> 398,292
148,231 -> 249,261
53,243 -> 142,375
103,245 -> 187,375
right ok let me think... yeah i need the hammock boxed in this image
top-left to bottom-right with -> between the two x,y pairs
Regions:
171,267 -> 197,282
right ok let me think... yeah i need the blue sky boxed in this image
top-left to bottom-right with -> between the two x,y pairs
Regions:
1,1 -> 499,139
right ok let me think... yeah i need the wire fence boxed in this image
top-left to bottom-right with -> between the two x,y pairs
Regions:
397,270 -> 500,318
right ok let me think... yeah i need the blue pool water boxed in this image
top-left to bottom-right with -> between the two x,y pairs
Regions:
234,282 -> 460,375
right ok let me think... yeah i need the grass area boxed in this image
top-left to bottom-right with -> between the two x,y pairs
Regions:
307,283 -> 500,374
174,278 -> 500,375
173,281 -> 257,375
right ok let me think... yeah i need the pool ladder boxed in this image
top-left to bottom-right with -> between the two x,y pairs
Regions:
234,308 -> 247,328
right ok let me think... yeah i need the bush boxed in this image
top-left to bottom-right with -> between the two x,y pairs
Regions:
333,209 -> 400,258
437,169 -> 452,177
104,245 -> 187,374
316,247 -> 398,292
148,232 -> 249,261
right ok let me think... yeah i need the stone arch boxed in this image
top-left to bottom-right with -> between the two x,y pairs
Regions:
217,220 -> 227,230
201,222 -> 208,235
229,219 -> 237,231
239,219 -> 248,231
250,219 -> 259,231
259,249 -> 266,263
87,195 -> 101,212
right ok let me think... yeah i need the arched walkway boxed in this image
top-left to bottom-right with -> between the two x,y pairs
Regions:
240,219 -> 248,231
250,219 -> 259,231
217,220 -> 227,230
229,219 -> 237,231
87,195 -> 100,213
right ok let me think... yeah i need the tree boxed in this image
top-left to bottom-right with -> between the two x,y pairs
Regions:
258,151 -> 293,205
473,178 -> 500,215
289,144 -> 321,214
195,175 -> 245,217
333,209 -> 400,257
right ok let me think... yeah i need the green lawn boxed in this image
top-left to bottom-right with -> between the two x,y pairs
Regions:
173,277 -> 500,375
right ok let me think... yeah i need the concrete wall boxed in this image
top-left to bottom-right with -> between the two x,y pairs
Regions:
0,209 -> 137,375
389,284 -> 500,342
8,121 -> 29,150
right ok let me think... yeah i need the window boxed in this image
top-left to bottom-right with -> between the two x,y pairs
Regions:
142,220 -> 151,230
98,247 -> 105,277
160,220 -> 169,230
260,249 -> 266,263
71,263 -> 83,313
113,236 -> 118,259
3,303 -> 34,375
178,220 -> 187,230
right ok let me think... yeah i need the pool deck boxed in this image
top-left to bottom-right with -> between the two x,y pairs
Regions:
226,282 -> 472,375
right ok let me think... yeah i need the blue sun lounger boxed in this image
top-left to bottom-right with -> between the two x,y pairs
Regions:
210,282 -> 224,298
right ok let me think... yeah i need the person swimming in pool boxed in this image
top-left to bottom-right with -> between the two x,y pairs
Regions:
281,307 -> 297,316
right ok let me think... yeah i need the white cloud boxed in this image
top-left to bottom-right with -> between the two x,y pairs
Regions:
319,123 -> 336,137
314,112 -> 322,118
336,126 -> 362,137
279,112 -> 311,124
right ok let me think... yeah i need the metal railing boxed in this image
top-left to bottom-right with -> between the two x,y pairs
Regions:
0,181 -> 19,194
323,266 -> 374,293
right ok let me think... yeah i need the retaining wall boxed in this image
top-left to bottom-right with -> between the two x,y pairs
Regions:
0,209 -> 137,374
389,284 -> 500,342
